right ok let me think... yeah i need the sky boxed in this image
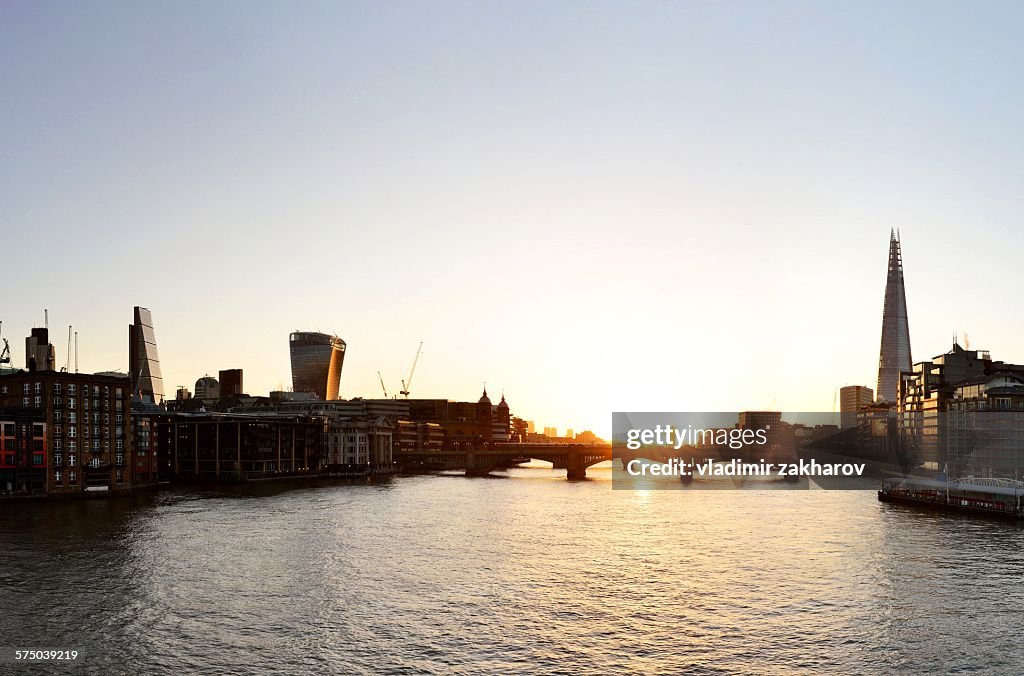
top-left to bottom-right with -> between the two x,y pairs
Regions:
4,1 -> 1024,437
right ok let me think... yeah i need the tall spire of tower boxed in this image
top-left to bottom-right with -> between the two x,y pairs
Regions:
877,230 -> 912,403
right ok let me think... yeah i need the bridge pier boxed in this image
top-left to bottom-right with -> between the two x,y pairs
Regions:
566,467 -> 587,481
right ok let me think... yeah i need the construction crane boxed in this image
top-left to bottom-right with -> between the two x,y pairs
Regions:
0,321 -> 10,365
399,341 -> 423,399
377,371 -> 389,399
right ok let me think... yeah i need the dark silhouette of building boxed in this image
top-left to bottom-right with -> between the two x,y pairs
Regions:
157,412 -> 326,481
877,230 -> 912,403
129,306 -> 164,403
25,327 -> 55,372
219,369 -> 244,397
289,331 -> 346,400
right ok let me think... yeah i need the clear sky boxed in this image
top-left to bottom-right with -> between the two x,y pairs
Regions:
4,1 -> 1024,437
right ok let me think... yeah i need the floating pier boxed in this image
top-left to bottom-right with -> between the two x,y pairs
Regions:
878,477 -> 1024,519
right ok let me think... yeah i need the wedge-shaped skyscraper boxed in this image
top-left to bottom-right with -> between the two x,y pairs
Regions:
876,230 -> 912,403
130,306 -> 164,403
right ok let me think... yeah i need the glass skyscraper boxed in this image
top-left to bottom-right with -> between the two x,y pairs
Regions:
129,306 -> 164,403
290,331 -> 346,400
876,230 -> 912,403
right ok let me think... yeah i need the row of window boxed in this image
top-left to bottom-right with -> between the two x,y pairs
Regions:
52,425 -> 122,438
53,469 -> 125,484
15,383 -> 124,397
54,440 -> 123,452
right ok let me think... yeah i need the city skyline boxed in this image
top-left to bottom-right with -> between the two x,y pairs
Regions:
7,3 -> 1024,436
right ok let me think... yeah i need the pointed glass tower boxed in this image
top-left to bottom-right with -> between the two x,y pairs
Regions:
876,229 -> 912,403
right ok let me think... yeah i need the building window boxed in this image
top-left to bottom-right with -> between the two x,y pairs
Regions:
68,440 -> 76,452
89,457 -> 100,468
116,469 -> 124,483
68,455 -> 76,467
54,383 -> 62,395
53,397 -> 62,407
22,384 -> 30,395
55,411 -> 63,423
55,470 -> 62,482
68,384 -> 76,396
33,396 -> 41,408
69,412 -> 77,424
115,440 -> 123,452
55,454 -> 63,467
23,397 -> 29,407
115,387 -> 123,398
115,454 -> 123,466
68,398 -> 76,409
68,470 -> 76,482
34,382 -> 41,393
68,426 -> 76,438
55,439 -> 62,450
115,414 -> 123,424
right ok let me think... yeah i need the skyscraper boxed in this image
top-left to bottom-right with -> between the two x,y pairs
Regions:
129,306 -> 164,403
876,230 -> 912,403
290,331 -> 346,400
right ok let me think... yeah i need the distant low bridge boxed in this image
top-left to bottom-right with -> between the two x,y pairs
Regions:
395,442 -> 613,480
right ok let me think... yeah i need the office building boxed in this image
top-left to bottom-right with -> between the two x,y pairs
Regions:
25,327 -> 55,372
877,230 -> 912,403
194,376 -> 220,401
219,369 -> 244,397
290,331 -> 346,400
840,386 -> 874,429
129,307 -> 164,403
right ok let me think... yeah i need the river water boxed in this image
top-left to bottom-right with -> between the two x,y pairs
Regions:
3,465 -> 1024,674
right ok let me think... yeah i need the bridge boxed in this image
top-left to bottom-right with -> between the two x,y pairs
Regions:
395,442 -> 613,480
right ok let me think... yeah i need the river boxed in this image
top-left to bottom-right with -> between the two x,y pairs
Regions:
3,465 -> 1024,674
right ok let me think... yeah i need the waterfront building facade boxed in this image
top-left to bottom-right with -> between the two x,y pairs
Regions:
0,370 -> 134,495
946,374 -> 1024,480
0,407 -> 47,495
877,230 -> 912,403
290,331 -> 346,400
899,343 -> 993,469
157,412 -> 327,481
327,416 -> 393,472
